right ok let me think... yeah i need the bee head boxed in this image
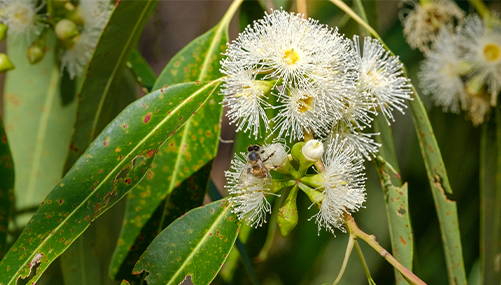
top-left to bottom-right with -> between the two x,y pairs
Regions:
247,151 -> 260,162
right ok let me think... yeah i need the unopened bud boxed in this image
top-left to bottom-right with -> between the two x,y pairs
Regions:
302,139 -> 324,162
0,24 -> 7,42
0,53 -> 15,72
67,6 -> 84,25
27,45 -> 44,64
55,19 -> 79,41
277,186 -> 299,237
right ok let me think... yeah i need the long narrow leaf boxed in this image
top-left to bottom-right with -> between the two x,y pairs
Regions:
479,107 -> 501,284
0,80 -> 221,285
409,88 -> 467,284
132,199 -> 240,285
63,0 -> 158,174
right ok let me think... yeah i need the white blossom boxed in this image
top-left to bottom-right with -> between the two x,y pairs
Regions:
352,35 -> 412,124
329,122 -> 380,161
401,0 -> 464,53
61,0 -> 112,79
221,9 -> 356,138
419,27 -> 467,113
457,14 -> 501,106
311,135 -> 366,234
0,0 -> 41,40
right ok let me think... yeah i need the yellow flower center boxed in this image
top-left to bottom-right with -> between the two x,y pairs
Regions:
483,43 -> 500,62
283,48 -> 301,66
298,95 -> 313,113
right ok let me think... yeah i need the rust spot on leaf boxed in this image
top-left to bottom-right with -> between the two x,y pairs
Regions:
143,112 -> 152,124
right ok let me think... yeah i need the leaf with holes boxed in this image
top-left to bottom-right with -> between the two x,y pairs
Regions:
63,0 -> 158,174
0,117 -> 14,258
133,199 -> 240,285
0,80 -> 221,285
3,31 -> 77,225
109,3 -> 238,278
409,88 -> 466,283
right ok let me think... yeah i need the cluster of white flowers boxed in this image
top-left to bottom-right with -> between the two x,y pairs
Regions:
61,0 -> 113,79
223,10 -> 412,234
400,0 -> 464,53
419,14 -> 501,125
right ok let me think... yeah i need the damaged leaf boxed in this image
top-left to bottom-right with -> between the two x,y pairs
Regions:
0,80 -> 221,285
409,88 -> 466,284
133,199 -> 240,285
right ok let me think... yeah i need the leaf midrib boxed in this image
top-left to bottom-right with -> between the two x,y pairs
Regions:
165,202 -> 231,285
26,67 -> 60,205
6,81 -> 218,285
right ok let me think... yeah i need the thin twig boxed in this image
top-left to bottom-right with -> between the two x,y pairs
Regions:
332,234 -> 356,285
344,213 -> 427,285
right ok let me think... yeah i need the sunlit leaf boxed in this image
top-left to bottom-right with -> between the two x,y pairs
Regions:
132,199 -> 240,285
4,31 -> 77,224
0,80 -> 221,285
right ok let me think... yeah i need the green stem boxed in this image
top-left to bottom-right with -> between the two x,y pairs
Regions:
344,213 -> 426,285
354,240 -> 376,285
467,0 -> 490,18
256,193 -> 285,261
220,0 -> 244,28
332,234 -> 356,285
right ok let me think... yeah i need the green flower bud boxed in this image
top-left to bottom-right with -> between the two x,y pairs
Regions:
55,19 -> 79,41
27,45 -> 45,65
291,142 -> 305,161
0,24 -> 8,42
67,6 -> 84,26
0,53 -> 15,73
277,186 -> 299,237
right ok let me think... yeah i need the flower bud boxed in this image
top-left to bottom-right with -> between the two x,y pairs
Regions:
55,19 -> 79,41
27,37 -> 46,65
302,139 -> 324,162
277,186 -> 299,237
0,53 -> 15,72
0,24 -> 8,42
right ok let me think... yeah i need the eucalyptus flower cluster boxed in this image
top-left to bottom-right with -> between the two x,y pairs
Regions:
418,13 -> 501,125
0,0 -> 112,78
222,10 -> 412,235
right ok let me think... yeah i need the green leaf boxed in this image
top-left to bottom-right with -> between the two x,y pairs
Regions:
60,224 -> 101,285
0,117 -> 14,258
127,50 -> 156,93
3,31 -> 77,224
409,90 -> 467,284
120,280 -> 131,285
0,80 -> 222,285
63,0 -> 158,174
132,199 -> 240,285
374,157 -> 413,284
109,0 -> 241,276
479,107 -> 501,284
60,68 -> 138,285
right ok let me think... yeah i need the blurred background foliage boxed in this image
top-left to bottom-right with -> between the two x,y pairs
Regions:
1,0 -> 500,284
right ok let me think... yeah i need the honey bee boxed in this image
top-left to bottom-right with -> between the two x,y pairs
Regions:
240,144 -> 276,181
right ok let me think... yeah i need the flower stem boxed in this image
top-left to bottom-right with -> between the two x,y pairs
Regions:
297,0 -> 308,17
344,213 -> 427,285
467,0 -> 490,18
332,234 -> 356,285
354,240 -> 376,285
220,0 -> 245,28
